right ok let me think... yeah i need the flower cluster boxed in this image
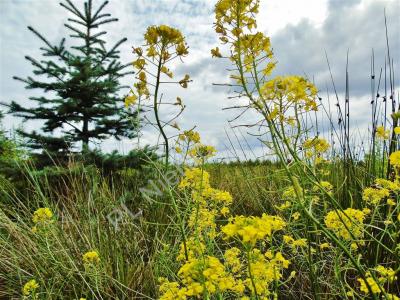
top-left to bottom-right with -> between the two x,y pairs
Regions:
32,207 -> 53,224
126,25 -> 190,106
213,0 -> 318,134
23,279 -> 39,296
260,76 -> 318,123
389,150 -> 400,168
222,214 -> 286,245
303,137 -> 330,157
82,250 -> 100,265
376,125 -> 390,139
31,207 -> 53,233
160,138 -> 291,298
357,265 -> 398,296
324,208 -> 367,241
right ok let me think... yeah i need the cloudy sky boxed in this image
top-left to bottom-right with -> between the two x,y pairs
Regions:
0,0 -> 399,160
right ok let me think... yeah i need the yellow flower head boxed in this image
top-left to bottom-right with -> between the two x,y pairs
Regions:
211,47 -> 222,58
144,25 -> 186,51
188,144 -> 217,160
222,214 -> 286,245
303,137 -> 330,154
362,187 -> 390,205
390,151 -> 400,168
32,207 -> 53,225
376,125 -> 390,139
124,93 -> 137,108
82,250 -> 100,265
324,208 -> 366,240
319,242 -> 331,250
357,276 -> 382,294
23,279 -> 39,296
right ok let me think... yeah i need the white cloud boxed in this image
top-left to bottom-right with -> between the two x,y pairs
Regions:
0,0 -> 398,158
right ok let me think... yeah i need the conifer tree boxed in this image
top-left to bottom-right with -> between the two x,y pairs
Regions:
7,0 -> 137,154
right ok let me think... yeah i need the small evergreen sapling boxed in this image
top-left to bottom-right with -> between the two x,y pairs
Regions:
7,0 -> 138,154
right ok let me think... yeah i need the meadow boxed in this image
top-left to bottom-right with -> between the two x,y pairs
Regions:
1,0 -> 399,299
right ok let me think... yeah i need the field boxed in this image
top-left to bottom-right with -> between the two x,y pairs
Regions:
0,0 -> 399,299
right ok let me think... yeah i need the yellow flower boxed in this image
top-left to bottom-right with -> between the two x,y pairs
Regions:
176,42 -> 188,56
224,247 -> 241,273
32,207 -> 53,224
394,126 -> 400,134
375,178 -> 400,191
23,279 -> 39,296
161,66 -> 173,78
188,144 -> 217,159
283,235 -> 307,249
319,242 -> 331,250
220,206 -> 230,216
376,125 -> 390,139
175,146 -> 182,154
211,47 -> 222,58
222,214 -> 286,245
313,181 -> 333,195
292,212 -> 301,220
362,187 -> 390,205
275,201 -> 291,211
324,208 -> 366,240
389,151 -> 400,168
303,137 -> 330,153
346,290 -> 354,297
179,74 -> 190,88
387,198 -> 396,206
124,93 -> 137,108
357,276 -> 382,294
387,293 -> 400,300
132,58 -> 145,70
82,250 -> 100,265
375,265 -> 397,282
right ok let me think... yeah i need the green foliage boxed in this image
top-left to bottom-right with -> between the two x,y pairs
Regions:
6,0 -> 138,154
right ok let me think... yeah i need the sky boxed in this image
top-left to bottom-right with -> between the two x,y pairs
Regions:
0,0 -> 399,160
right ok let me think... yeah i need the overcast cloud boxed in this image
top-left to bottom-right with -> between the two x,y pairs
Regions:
0,0 -> 399,160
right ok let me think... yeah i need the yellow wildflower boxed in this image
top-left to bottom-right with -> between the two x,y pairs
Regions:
275,201 -> 291,211
376,125 -> 390,139
387,198 -> 396,206
324,208 -> 366,240
32,207 -> 53,224
124,93 -> 137,108
362,187 -> 390,205
211,47 -> 222,58
82,250 -> 100,265
375,265 -> 397,282
23,279 -> 39,296
222,214 -> 286,245
357,276 -> 382,294
179,74 -> 190,88
389,151 -> 400,168
319,242 -> 331,250
292,212 -> 301,220
387,293 -> 400,300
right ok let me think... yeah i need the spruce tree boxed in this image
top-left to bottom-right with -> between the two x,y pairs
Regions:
6,0 -> 137,154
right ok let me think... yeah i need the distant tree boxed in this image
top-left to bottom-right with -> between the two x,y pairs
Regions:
6,0 -> 138,154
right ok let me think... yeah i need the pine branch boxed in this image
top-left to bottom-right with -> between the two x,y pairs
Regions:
64,23 -> 86,38
60,0 -> 85,20
91,18 -> 118,28
92,1 -> 109,21
27,26 -> 53,49
67,18 -> 87,27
